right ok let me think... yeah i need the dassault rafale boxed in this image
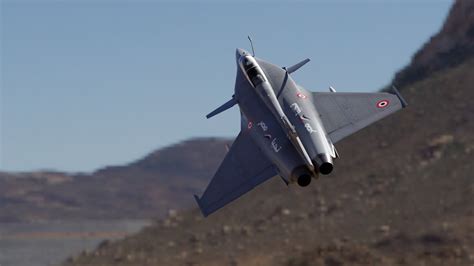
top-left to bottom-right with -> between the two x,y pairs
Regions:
195,37 -> 407,217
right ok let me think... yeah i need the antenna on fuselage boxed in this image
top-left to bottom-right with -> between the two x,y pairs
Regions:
247,35 -> 255,56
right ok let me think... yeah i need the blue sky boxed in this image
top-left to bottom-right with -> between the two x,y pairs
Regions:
1,1 -> 452,172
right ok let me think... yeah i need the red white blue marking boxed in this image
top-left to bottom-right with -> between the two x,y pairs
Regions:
247,121 -> 253,129
376,100 -> 389,108
297,92 -> 307,99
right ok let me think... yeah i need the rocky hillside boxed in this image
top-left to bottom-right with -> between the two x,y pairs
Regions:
63,1 -> 474,265
394,0 -> 474,87
64,56 -> 474,266
0,138 -> 230,222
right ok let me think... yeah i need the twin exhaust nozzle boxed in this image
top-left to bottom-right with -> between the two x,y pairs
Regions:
292,153 -> 334,187
314,153 -> 333,175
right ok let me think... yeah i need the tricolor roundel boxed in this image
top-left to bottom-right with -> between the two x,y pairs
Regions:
297,92 -> 307,99
376,100 -> 389,108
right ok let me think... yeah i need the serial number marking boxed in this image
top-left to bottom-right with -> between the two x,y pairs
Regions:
305,123 -> 317,134
290,103 -> 302,116
257,121 -> 268,131
271,138 -> 282,152
290,103 -> 317,134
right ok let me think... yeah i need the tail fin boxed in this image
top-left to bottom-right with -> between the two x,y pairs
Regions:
206,96 -> 237,119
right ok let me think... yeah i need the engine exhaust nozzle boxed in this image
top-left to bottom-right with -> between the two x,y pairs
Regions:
313,153 -> 333,175
291,165 -> 317,187
297,174 -> 312,187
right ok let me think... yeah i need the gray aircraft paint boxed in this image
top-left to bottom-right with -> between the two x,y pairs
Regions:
235,67 -> 304,183
194,46 -> 408,217
238,53 -> 316,173
254,57 -> 335,171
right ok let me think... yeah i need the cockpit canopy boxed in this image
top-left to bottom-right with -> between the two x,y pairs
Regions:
239,56 -> 267,88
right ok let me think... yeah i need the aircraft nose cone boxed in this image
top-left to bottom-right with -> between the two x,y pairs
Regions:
236,48 -> 248,60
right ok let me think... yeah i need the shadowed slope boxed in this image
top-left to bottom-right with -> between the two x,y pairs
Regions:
64,33 -> 474,266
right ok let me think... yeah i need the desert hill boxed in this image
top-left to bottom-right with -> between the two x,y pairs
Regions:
0,138 -> 230,222
63,1 -> 474,265
393,0 -> 474,87
64,55 -> 474,266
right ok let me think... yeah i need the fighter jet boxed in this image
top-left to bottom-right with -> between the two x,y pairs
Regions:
194,38 -> 407,217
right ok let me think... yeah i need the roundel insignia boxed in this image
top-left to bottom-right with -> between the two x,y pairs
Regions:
247,121 -> 253,129
376,100 -> 389,108
297,92 -> 307,99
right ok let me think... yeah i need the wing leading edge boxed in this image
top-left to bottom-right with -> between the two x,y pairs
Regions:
312,89 -> 407,144
194,131 -> 277,217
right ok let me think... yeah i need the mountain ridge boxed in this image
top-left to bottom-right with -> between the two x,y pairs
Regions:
64,56 -> 474,266
0,137 -> 231,222
63,1 -> 474,264
393,0 -> 474,87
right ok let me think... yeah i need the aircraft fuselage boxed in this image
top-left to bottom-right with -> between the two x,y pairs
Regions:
195,44 -> 406,216
234,48 -> 336,185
